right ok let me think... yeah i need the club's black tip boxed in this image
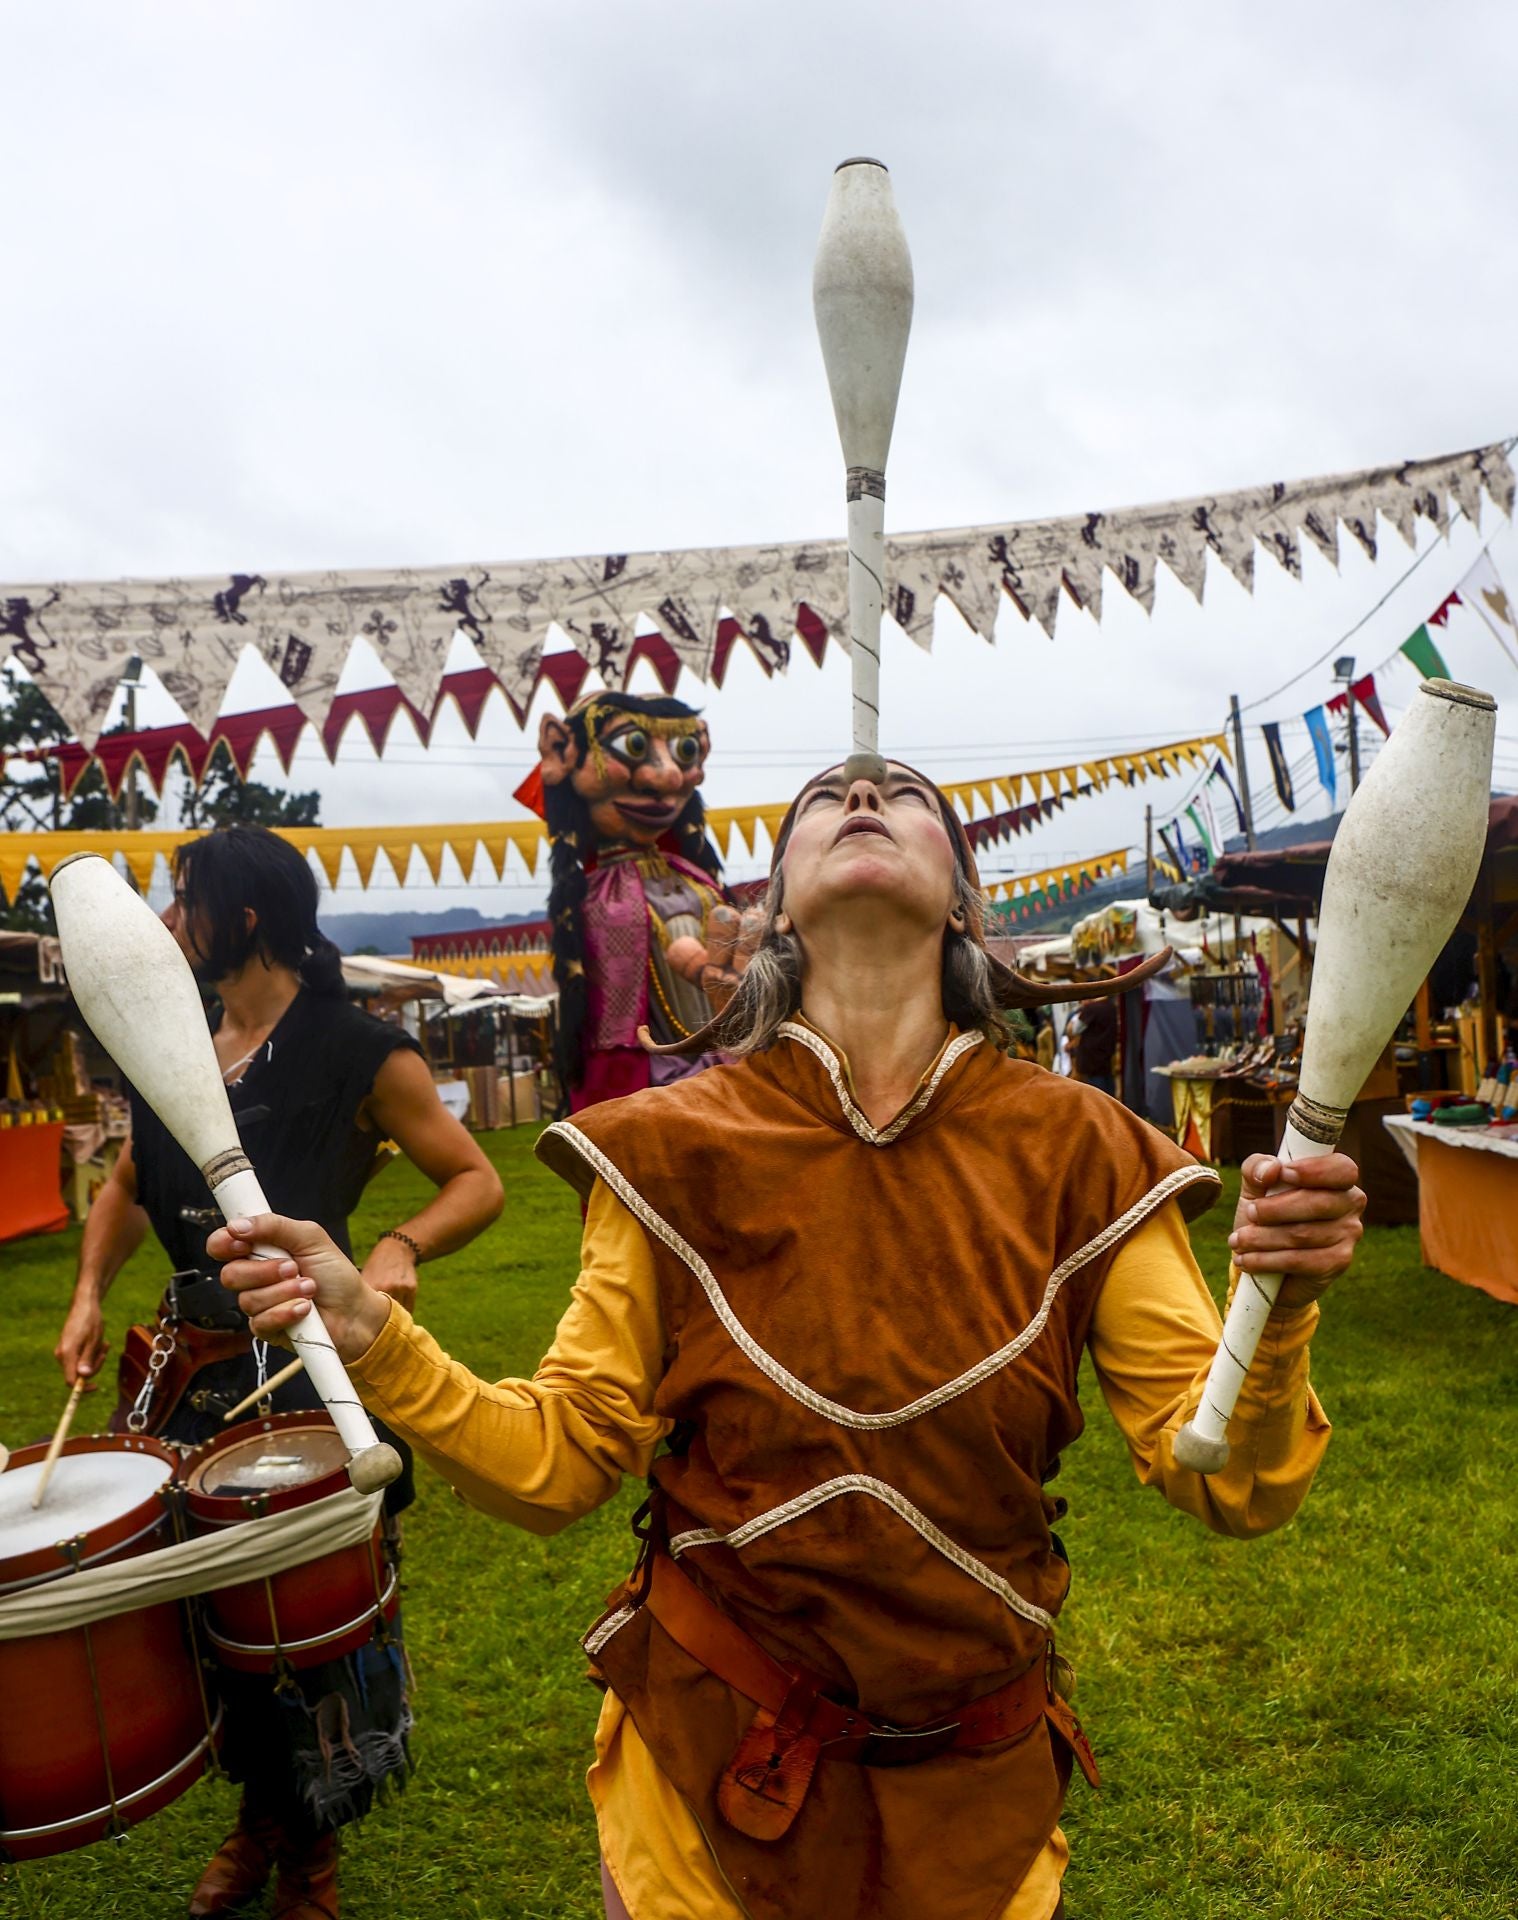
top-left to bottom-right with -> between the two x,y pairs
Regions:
835,156 -> 887,172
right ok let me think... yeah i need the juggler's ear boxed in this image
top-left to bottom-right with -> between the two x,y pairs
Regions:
537,713 -> 578,786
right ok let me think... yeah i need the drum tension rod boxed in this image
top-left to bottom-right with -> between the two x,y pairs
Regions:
61,1536 -> 127,1843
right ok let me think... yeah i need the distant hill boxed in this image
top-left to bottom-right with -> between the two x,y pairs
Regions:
319,906 -> 543,955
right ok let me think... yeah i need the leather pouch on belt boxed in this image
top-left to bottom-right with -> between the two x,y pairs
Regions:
717,1678 -> 823,1842
1044,1691 -> 1100,1789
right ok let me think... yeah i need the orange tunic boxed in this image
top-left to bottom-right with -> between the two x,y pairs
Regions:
351,1029 -> 1329,1919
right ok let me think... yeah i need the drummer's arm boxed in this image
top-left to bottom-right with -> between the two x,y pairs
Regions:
56,1143 -> 150,1387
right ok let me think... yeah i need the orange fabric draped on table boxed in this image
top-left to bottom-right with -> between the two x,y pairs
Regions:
0,1122 -> 70,1242
1415,1133 -> 1518,1306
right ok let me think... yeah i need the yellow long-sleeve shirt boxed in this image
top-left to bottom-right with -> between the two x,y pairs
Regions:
352,1183 -> 1328,1920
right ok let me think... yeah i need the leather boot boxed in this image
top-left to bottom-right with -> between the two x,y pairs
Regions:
271,1828 -> 340,1920
186,1797 -> 278,1916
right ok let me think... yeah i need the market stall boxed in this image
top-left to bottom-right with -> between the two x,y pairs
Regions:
1065,898 -> 1279,1125
340,954 -> 560,1127
1384,1117 -> 1518,1304
1192,794 -> 1518,1231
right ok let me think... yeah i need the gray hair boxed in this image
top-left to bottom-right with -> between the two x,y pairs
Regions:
715,865 -> 1009,1058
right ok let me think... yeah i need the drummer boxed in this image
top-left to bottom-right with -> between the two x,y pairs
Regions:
52,825 -> 503,1920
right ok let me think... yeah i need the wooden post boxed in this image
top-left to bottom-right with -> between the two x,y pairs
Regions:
1475,871 -> 1499,1076
1145,804 -> 1154,894
1414,977 -> 1432,1052
1345,688 -> 1361,795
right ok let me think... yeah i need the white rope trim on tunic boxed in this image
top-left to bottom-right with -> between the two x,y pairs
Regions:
668,1473 -> 1056,1632
773,1021 -> 985,1145
583,1605 -> 639,1657
544,1122 -> 1220,1433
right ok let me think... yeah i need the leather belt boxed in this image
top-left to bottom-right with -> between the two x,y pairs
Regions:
641,1550 -> 1098,1842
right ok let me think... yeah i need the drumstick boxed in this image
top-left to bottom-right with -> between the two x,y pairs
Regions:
813,158 -> 914,778
48,854 -> 402,1497
30,1378 -> 87,1509
222,1357 -> 306,1423
1173,680 -> 1496,1473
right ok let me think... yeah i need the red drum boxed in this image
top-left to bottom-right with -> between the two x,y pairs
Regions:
0,1433 -> 219,1862
184,1412 -> 398,1673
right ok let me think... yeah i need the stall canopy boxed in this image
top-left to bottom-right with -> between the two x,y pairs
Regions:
338,953 -> 536,1009
1204,795 -> 1518,911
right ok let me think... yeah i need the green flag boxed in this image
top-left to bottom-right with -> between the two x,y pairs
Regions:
1400,624 -> 1449,679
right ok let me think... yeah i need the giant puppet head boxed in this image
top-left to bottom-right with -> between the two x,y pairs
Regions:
532,693 -> 713,856
514,692 -> 729,1094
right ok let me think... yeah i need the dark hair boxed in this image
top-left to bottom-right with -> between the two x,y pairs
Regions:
544,693 -> 723,1088
174,826 -> 345,995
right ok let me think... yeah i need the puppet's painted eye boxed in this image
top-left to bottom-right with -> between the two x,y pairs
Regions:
671,733 -> 702,768
618,728 -> 651,760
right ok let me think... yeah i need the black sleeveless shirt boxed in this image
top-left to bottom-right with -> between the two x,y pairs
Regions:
128,987 -> 423,1507
130,987 -> 421,1276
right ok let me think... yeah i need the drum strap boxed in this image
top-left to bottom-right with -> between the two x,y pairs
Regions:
0,1488 -> 383,1640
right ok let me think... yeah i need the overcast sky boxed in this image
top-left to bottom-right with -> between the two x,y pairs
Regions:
5,2 -> 1517,918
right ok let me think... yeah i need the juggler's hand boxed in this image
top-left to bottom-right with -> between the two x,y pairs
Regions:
206,1215 -> 393,1365
1229,1152 -> 1365,1311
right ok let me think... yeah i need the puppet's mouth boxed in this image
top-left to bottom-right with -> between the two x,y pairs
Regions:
615,798 -> 683,826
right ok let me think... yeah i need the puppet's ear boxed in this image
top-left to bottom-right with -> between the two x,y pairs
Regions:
537,712 -> 578,786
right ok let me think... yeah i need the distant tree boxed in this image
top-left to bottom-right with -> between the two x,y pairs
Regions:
1,671 -> 320,933
0,668 -> 159,931
176,741 -> 322,831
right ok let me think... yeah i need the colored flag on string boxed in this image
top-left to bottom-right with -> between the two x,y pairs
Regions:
1305,706 -> 1336,806
1210,757 -> 1247,835
1400,624 -> 1449,680
1184,803 -> 1215,868
1428,590 -> 1462,629
1262,722 -> 1295,811
1454,550 -> 1518,670
1327,672 -> 1389,736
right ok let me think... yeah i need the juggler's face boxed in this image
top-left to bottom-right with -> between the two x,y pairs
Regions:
779,765 -> 958,937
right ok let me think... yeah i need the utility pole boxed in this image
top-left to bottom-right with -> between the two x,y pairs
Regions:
1227,693 -> 1257,850
1333,655 -> 1361,797
122,656 -> 142,831
1145,803 -> 1154,894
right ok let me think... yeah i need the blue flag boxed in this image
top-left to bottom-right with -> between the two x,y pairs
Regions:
1210,758 -> 1247,834
1304,705 -> 1336,806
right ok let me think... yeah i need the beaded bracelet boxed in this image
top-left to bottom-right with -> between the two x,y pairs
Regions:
378,1228 -> 423,1262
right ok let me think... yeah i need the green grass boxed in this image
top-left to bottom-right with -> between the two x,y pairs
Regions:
3,1134 -> 1518,1918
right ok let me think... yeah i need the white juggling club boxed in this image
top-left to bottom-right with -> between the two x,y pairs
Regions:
813,157 -> 914,780
1174,679 -> 1496,1473
48,853 -> 401,1494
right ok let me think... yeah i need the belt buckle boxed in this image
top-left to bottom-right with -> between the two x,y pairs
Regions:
857,1716 -> 962,1768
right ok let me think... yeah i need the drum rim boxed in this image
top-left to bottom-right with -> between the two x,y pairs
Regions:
0,1706 -> 221,1848
205,1563 -> 400,1665
0,1434 -> 181,1592
183,1409 -> 347,1519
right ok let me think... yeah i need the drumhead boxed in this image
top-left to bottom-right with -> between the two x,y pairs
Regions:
0,1449 -> 173,1563
190,1424 -> 348,1498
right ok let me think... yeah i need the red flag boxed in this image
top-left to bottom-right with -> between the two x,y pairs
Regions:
1429,590 -> 1462,629
1326,673 -> 1389,735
